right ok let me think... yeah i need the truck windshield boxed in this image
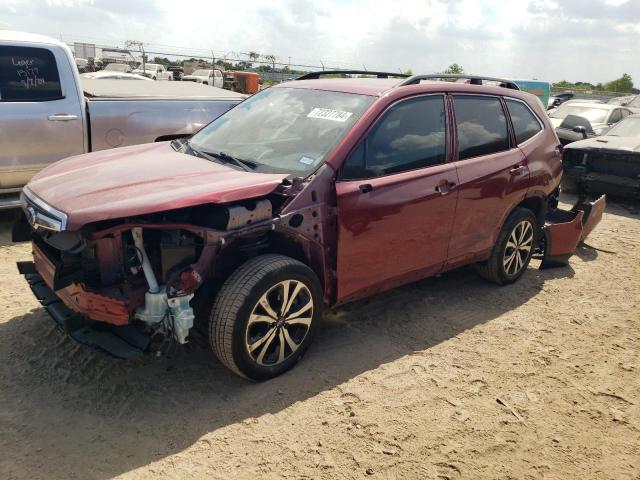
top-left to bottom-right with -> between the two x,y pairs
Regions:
189,87 -> 375,175
192,70 -> 212,76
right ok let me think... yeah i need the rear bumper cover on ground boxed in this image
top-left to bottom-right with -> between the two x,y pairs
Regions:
538,195 -> 606,268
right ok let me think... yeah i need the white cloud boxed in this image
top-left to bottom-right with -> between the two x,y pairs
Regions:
1,0 -> 639,84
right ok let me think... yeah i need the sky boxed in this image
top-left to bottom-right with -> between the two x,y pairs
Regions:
1,0 -> 639,84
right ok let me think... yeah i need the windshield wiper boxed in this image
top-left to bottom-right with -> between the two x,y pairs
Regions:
206,151 -> 257,172
189,146 -> 256,172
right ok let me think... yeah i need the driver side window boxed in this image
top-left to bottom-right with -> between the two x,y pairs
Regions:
342,95 -> 447,180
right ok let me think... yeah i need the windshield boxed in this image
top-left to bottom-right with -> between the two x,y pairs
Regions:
606,116 -> 640,137
189,87 -> 375,175
192,69 -> 212,76
550,105 -> 609,124
141,64 -> 159,71
105,64 -> 129,72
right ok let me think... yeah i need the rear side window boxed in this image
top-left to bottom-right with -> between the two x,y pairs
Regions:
608,109 -> 622,124
0,46 -> 63,102
342,95 -> 446,179
453,95 -> 509,160
506,99 -> 542,144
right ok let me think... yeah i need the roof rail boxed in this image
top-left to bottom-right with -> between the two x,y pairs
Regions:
398,74 -> 520,90
296,70 -> 410,80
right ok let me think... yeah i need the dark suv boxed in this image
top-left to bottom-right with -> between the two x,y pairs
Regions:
16,72 -> 605,380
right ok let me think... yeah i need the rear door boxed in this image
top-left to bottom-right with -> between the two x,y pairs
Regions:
336,94 -> 459,302
0,44 -> 84,192
445,94 -> 530,267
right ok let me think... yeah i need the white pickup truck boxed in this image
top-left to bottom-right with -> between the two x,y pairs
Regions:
0,31 -> 246,209
131,63 -> 173,81
182,69 -> 224,88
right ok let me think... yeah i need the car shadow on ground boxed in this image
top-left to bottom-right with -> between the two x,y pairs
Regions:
0,260 -> 575,479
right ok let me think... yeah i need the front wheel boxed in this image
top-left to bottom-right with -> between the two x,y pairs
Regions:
209,255 -> 323,381
475,207 -> 537,285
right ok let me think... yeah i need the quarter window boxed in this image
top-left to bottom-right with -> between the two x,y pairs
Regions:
0,46 -> 63,102
342,95 -> 447,179
453,95 -> 509,160
506,99 -> 542,145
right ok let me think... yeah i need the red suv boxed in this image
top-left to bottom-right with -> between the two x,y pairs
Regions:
15,72 -> 605,380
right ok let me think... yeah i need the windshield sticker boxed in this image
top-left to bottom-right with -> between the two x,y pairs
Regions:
299,156 -> 316,165
307,108 -> 353,122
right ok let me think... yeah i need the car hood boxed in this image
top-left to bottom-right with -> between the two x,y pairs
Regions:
182,75 -> 204,80
27,142 -> 288,230
564,135 -> 640,153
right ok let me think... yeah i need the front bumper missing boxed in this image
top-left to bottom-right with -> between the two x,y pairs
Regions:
20,265 -> 150,359
538,195 -> 606,268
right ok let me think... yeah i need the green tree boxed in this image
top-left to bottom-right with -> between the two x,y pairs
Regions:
604,73 -> 633,93
403,68 -> 413,75
443,63 -> 464,74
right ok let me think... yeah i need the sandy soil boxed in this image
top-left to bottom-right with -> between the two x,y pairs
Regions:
0,197 -> 638,480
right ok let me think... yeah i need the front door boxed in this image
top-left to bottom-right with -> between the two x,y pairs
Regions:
0,44 -> 84,191
335,95 -> 459,302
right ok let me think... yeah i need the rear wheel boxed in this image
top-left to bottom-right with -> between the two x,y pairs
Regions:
475,208 -> 537,285
209,254 -> 322,380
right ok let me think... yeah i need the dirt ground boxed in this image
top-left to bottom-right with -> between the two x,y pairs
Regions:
0,196 -> 638,480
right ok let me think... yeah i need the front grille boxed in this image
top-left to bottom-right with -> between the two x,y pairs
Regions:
22,188 -> 68,231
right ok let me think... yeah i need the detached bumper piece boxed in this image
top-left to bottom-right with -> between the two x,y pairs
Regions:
21,268 -> 150,359
537,195 -> 606,269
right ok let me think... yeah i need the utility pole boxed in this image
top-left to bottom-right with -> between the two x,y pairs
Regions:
125,40 -> 145,72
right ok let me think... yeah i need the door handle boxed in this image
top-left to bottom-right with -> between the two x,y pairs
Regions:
358,183 -> 373,194
435,180 -> 456,194
509,165 -> 526,176
47,114 -> 78,121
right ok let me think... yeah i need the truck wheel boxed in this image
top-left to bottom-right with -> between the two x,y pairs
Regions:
475,208 -> 537,285
209,254 -> 322,381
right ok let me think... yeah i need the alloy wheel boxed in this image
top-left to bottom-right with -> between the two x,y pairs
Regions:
245,280 -> 313,366
503,220 -> 533,276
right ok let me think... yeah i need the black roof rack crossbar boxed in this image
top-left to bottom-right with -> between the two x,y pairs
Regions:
297,70 -> 410,80
399,74 -> 520,90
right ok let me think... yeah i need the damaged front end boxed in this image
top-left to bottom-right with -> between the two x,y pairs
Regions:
15,170 -> 332,359
535,194 -> 606,269
15,193 -> 272,357
563,147 -> 640,200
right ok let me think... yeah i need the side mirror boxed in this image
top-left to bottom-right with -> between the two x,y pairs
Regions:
572,126 -> 588,139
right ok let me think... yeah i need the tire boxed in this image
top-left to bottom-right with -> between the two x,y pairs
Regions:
209,254 -> 323,381
475,207 -> 538,285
